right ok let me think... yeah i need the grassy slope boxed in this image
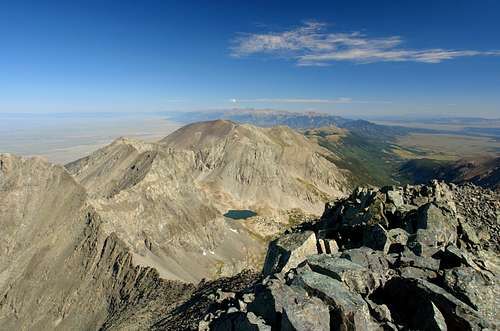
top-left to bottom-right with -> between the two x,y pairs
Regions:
305,128 -> 404,187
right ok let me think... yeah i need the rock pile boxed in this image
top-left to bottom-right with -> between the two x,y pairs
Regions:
201,181 -> 499,330
452,183 -> 500,253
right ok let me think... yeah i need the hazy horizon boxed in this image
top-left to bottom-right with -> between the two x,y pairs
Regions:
0,112 -> 180,164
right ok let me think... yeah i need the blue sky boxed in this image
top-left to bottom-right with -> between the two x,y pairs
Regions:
1,0 -> 499,117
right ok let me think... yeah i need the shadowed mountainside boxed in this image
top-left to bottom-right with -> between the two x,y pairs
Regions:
399,156 -> 500,190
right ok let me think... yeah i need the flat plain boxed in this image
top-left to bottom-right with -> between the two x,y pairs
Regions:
0,113 -> 180,164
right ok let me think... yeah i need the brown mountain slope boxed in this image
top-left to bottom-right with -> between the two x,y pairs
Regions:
160,120 -> 349,214
65,120 -> 350,282
0,154 -> 190,330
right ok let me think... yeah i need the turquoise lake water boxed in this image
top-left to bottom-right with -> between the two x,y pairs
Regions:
223,210 -> 257,220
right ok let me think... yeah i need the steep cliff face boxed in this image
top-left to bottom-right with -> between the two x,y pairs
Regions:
0,154 -> 189,331
65,120 -> 350,282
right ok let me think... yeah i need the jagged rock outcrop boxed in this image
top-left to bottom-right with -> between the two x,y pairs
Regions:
65,120 -> 349,282
0,154 -> 193,330
0,154 -> 266,331
203,181 -> 499,330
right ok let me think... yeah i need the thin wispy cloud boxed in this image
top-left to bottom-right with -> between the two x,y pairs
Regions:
231,21 -> 500,66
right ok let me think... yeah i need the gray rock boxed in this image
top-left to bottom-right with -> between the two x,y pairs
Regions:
409,203 -> 458,256
215,289 -> 236,303
440,244 -> 471,269
234,312 -> 271,331
399,266 -> 438,280
242,293 -> 255,303
306,254 -> 383,296
387,190 -> 404,208
387,228 -> 409,248
280,295 -> 330,331
383,277 -> 491,330
443,266 -> 499,325
340,247 -> 390,275
458,217 -> 480,245
227,307 -> 239,314
293,269 -> 377,330
247,280 -> 310,328
398,248 -> 440,271
317,238 -> 339,254
363,223 -> 390,253
262,231 -> 318,276
412,302 -> 447,331
366,298 -> 392,322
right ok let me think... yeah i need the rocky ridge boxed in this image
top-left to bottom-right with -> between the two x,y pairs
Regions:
201,181 -> 499,330
65,120 -> 349,282
0,154 -> 192,330
0,120 -> 351,330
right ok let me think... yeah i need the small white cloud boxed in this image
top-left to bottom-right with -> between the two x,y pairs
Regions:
231,21 -> 500,66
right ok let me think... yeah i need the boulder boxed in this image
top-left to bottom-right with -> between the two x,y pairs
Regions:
317,238 -> 339,254
340,247 -> 390,275
306,254 -> 383,296
386,228 -> 409,252
205,182 -> 499,331
280,295 -> 330,331
293,269 -> 377,330
363,223 -> 390,253
439,244 -> 478,270
398,248 -> 440,271
210,311 -> 272,331
411,302 -> 447,331
383,277 -> 491,330
386,189 -> 404,208
262,231 -> 318,276
365,298 -> 392,323
247,279 -> 309,328
443,266 -> 499,325
409,203 -> 458,256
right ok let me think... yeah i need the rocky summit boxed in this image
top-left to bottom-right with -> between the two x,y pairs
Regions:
201,181 -> 499,330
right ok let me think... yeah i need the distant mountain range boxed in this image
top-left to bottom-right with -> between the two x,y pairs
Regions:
164,109 -> 422,138
165,110 -> 500,189
166,110 -> 500,139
